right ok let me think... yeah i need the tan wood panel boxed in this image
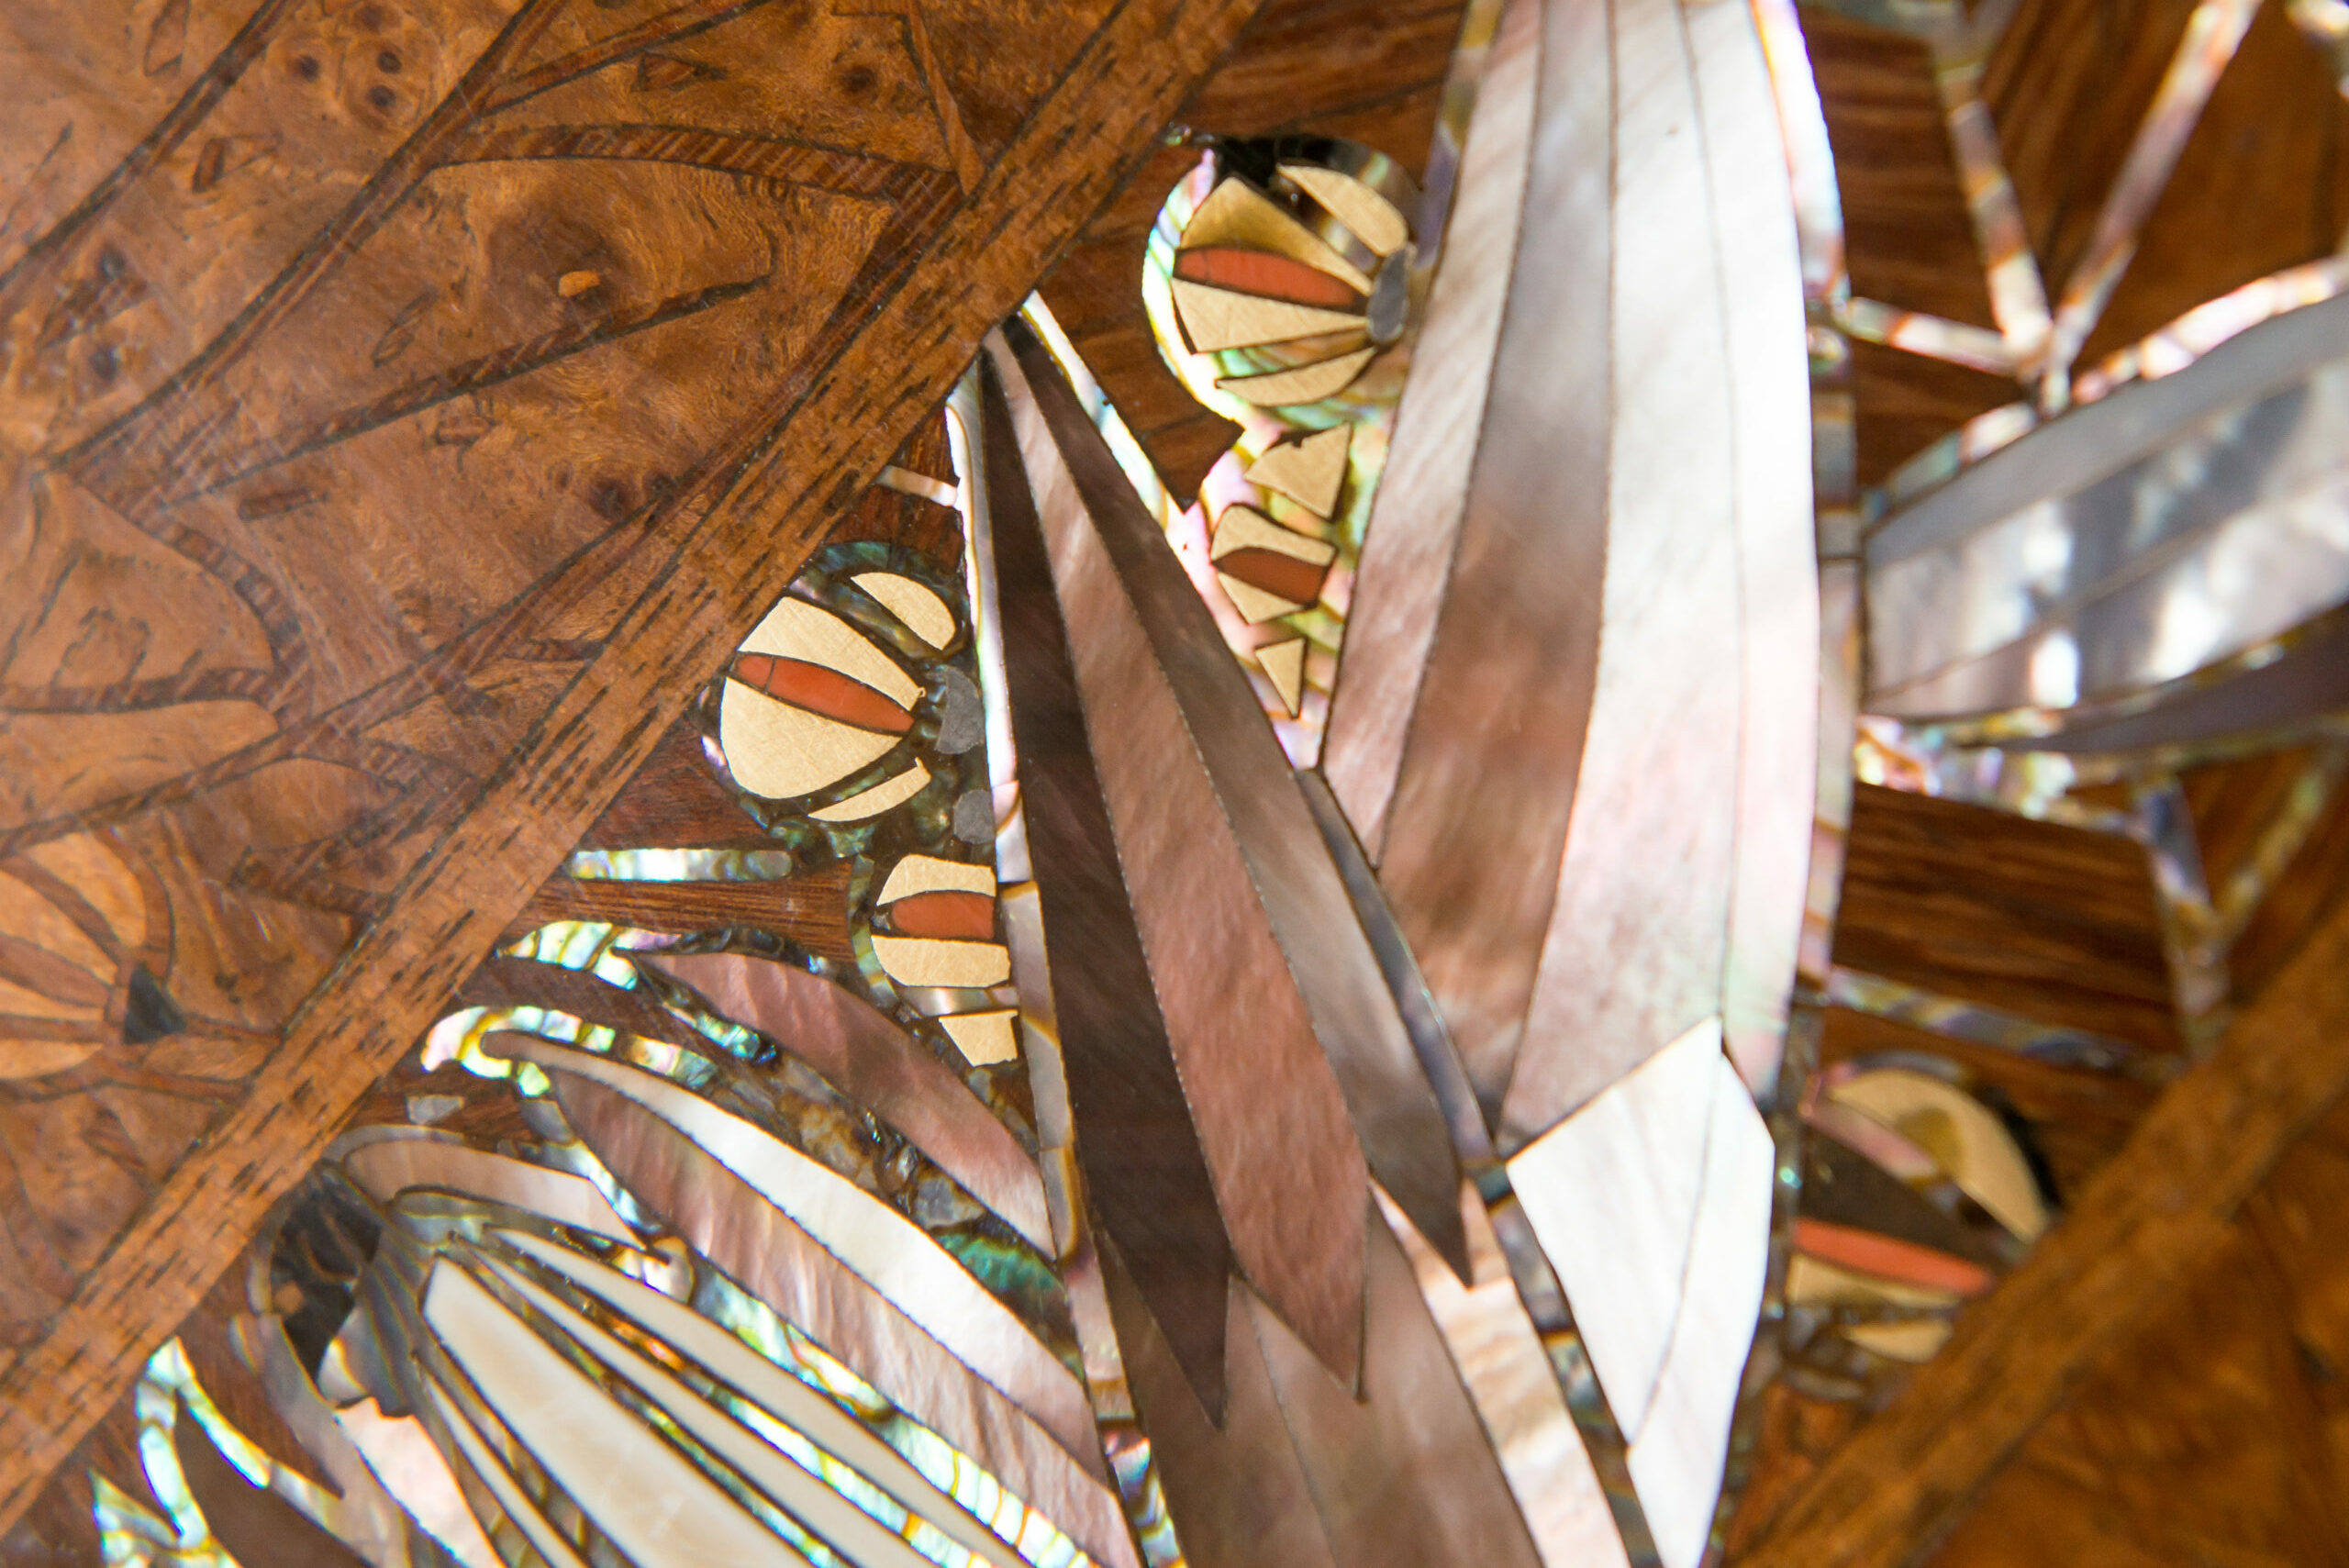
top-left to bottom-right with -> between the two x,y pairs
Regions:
1832,784 -> 2181,1052
1980,0 -> 2200,299
1804,10 -> 1997,328
2078,0 -> 2349,364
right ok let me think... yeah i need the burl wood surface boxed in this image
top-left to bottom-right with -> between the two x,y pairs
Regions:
0,0 -> 1265,1525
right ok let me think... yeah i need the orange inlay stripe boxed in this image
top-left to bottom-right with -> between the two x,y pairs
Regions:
733,653 -> 912,735
1217,547 -> 1330,606
1174,248 -> 1363,309
885,890 -> 997,940
1794,1218 -> 1997,1297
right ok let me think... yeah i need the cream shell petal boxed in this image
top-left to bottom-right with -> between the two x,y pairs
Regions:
718,680 -> 899,800
739,597 -> 918,708
852,573 -> 956,651
1215,347 -> 1376,407
878,854 -> 996,905
871,936 -> 1011,990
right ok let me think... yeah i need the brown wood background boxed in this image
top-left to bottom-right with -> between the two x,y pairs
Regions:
6,0 -> 2349,1559
0,0 -> 1274,1527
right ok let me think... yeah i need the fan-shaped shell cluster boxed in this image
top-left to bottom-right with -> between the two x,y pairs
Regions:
717,573 -> 955,816
1170,164 -> 1410,409
1162,158 -> 1416,721
871,853 -> 1017,1066
1793,1066 -> 2050,1363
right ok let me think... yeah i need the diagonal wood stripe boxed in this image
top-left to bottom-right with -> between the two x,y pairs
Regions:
480,0 -> 771,113
443,121 -> 942,201
0,0 -> 1267,1528
1742,891 -> 2349,1568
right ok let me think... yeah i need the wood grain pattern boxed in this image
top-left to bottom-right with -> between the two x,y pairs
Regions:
1740,881 -> 2349,1568
1832,784 -> 2180,1053
1919,1018 -> 2349,1563
1796,9 -> 2024,487
0,0 -> 1267,1526
1979,0 -> 2199,303
1804,0 -> 2349,483
0,1262 -> 294,1568
1742,11 -> 2349,1556
572,716 -> 773,849
1723,1382 -> 1869,1562
2075,0 -> 2349,365
505,864 -> 858,955
1925,1210 -> 2349,1565
1730,1001 -> 2158,1557
1844,339 -> 2019,489
2183,744 -> 2326,901
2230,777 -> 2349,1006
2182,741 -> 2349,1006
1804,11 -> 1994,329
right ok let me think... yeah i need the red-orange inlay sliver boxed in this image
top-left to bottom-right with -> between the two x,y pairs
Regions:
733,653 -> 911,735
1174,248 -> 1364,309
1794,1218 -> 1997,1297
1216,548 -> 1330,606
885,891 -> 997,940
